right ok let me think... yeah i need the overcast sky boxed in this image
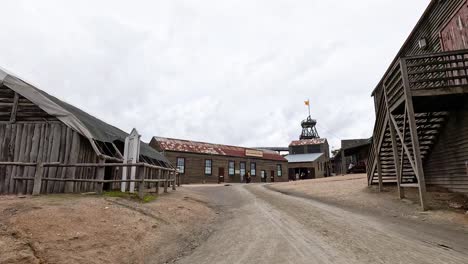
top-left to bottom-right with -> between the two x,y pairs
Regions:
0,0 -> 428,151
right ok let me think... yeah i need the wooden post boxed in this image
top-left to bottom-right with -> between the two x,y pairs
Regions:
138,166 -> 146,199
172,171 -> 176,191
177,173 -> 181,187
156,169 -> 161,194
383,83 -> 404,199
32,163 -> 43,196
388,115 -> 405,199
164,170 -> 168,193
401,58 -> 428,210
96,159 -> 105,194
9,92 -> 19,124
376,156 -> 383,192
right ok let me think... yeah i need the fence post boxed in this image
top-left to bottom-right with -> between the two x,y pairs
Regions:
32,163 -> 44,196
138,166 -> 146,200
96,159 -> 105,194
164,170 -> 168,193
172,171 -> 176,191
156,169 -> 161,194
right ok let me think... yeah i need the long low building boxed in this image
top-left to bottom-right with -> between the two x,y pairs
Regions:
150,137 -> 288,184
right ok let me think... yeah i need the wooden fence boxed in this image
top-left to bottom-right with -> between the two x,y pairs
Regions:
0,161 -> 180,199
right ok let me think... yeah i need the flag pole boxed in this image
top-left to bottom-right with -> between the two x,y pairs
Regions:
308,98 -> 311,117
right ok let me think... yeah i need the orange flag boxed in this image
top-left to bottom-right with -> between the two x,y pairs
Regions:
304,100 -> 310,106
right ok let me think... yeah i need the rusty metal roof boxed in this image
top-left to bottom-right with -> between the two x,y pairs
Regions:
289,138 -> 327,146
152,137 -> 287,162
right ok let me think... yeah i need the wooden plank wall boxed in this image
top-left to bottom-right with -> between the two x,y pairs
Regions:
0,123 -> 99,194
424,100 -> 468,194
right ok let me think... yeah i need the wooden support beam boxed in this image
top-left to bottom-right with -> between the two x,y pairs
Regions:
9,92 -> 19,123
164,170 -> 168,193
376,156 -> 383,192
32,163 -> 44,196
388,116 -> 405,199
401,58 -> 428,211
383,83 -> 404,199
138,166 -> 146,199
172,171 -> 176,191
156,169 -> 161,194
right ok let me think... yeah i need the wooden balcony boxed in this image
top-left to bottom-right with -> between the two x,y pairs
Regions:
380,49 -> 468,113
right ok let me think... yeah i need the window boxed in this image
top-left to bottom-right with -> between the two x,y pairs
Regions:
261,170 -> 266,178
277,164 -> 282,177
205,159 -> 212,175
228,161 -> 235,176
250,162 -> 256,176
240,162 -> 246,177
176,157 -> 185,174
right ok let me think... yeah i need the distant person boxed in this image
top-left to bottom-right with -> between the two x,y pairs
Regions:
295,173 -> 299,181
348,162 -> 355,174
246,172 -> 251,183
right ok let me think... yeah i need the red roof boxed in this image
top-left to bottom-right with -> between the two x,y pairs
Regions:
152,137 -> 287,162
289,138 -> 327,146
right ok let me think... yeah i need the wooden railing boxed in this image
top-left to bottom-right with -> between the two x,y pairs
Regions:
405,49 -> 468,91
367,89 -> 388,185
0,162 -> 179,198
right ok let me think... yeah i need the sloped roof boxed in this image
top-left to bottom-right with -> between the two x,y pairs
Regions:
152,137 -> 287,162
285,153 -> 324,163
289,138 -> 327,146
0,67 -> 169,165
341,139 -> 371,150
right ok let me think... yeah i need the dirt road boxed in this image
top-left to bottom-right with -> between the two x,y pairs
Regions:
176,184 -> 468,264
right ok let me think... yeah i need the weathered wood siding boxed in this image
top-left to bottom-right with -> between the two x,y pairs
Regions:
424,99 -> 468,194
0,123 -> 99,194
0,85 -> 58,122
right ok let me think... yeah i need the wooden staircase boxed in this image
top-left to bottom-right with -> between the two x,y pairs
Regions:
367,49 -> 468,209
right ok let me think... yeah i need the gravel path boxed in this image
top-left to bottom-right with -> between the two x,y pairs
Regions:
177,184 -> 468,264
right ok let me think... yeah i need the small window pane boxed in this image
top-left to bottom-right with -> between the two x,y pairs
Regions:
277,164 -> 282,177
250,162 -> 256,176
205,160 -> 212,175
240,162 -> 246,176
228,161 -> 235,176
176,158 -> 185,174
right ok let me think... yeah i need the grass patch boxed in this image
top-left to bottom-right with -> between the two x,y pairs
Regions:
103,191 -> 157,203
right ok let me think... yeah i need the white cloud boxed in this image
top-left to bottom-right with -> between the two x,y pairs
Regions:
0,0 -> 429,150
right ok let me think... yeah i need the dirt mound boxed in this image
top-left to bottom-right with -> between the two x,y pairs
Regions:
0,188 -> 216,264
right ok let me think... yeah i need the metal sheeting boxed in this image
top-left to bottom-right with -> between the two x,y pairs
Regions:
285,153 -> 324,163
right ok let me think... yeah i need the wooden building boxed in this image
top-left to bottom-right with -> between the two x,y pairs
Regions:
333,139 -> 370,175
0,68 -> 173,195
149,137 -> 288,184
367,0 -> 468,209
286,138 -> 330,180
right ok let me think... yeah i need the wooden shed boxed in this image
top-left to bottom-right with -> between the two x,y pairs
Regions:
0,67 -> 174,195
367,0 -> 468,210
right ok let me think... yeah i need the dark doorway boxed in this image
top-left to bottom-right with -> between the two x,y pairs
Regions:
103,165 -> 114,191
293,167 -> 315,180
270,170 -> 275,182
218,167 -> 225,184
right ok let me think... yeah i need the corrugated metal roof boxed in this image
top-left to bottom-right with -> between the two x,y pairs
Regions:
285,153 -> 324,163
153,137 -> 287,162
289,138 -> 327,146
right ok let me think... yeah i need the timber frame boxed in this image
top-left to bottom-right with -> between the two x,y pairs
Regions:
367,49 -> 468,210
